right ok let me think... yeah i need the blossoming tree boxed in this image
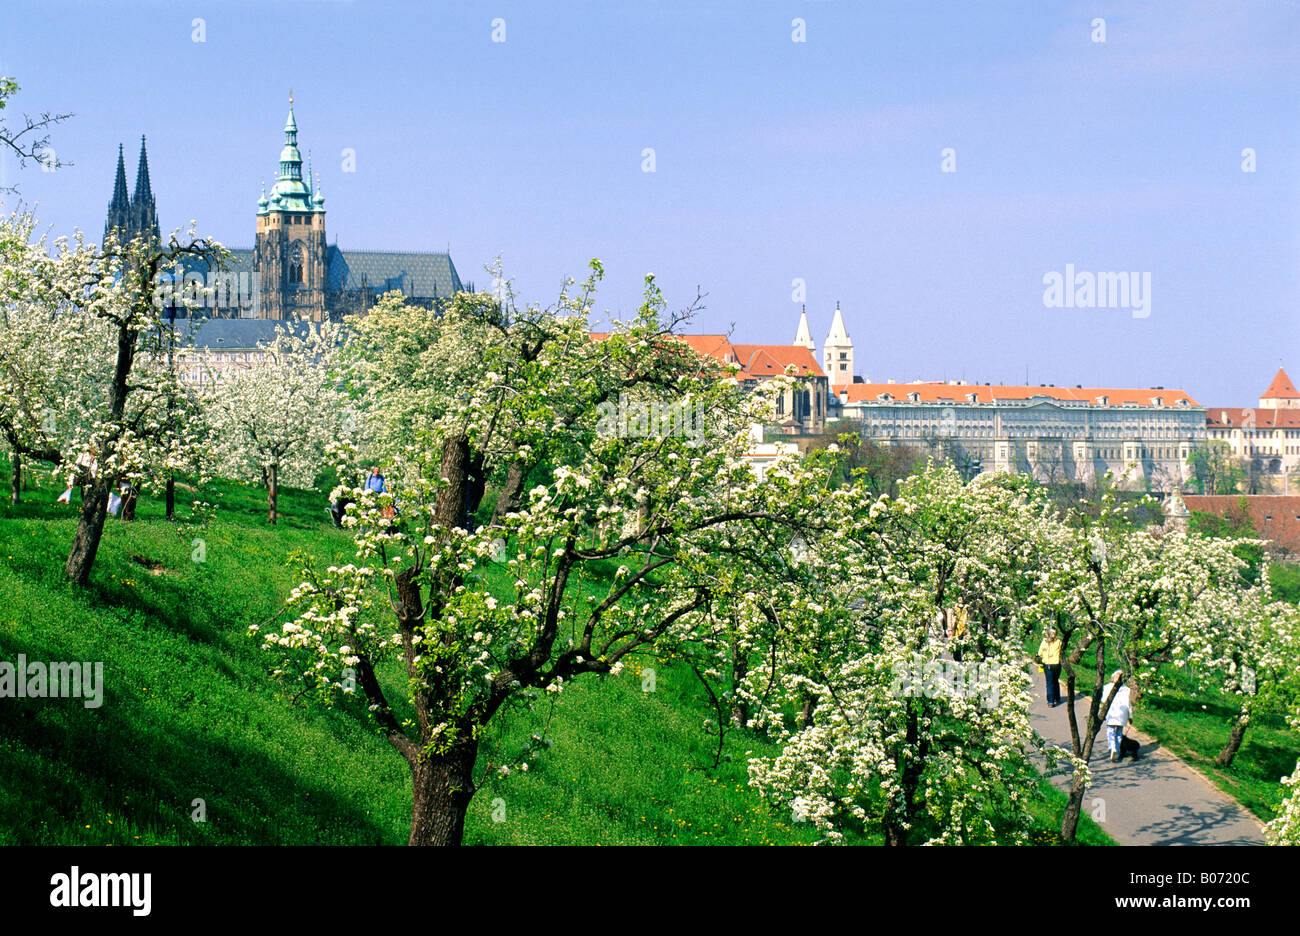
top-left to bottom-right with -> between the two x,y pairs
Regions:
0,210 -> 222,583
743,465 -> 1057,844
1033,486 -> 1263,842
201,322 -> 345,524
254,269 -> 829,845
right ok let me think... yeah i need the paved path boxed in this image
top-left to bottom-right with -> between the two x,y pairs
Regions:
1028,676 -> 1265,845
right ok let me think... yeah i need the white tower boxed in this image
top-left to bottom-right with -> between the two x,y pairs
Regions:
822,301 -> 854,389
793,304 -> 815,350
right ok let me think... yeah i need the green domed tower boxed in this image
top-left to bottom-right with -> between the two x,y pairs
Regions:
254,92 -> 327,320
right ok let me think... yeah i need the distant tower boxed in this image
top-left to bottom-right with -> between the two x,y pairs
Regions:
254,92 -> 327,320
794,304 -> 815,350
103,136 -> 160,247
822,300 -> 854,389
1260,367 -> 1300,410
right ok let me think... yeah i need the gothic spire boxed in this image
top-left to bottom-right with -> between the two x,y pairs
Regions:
110,144 -> 130,212
104,143 -> 132,246
132,135 -> 154,208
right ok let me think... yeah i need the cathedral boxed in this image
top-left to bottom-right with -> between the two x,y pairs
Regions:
104,95 -> 464,322
103,137 -> 160,248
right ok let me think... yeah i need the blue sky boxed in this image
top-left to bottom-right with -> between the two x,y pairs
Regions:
2,0 -> 1297,403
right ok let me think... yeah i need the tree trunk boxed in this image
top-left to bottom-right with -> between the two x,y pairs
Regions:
268,463 -> 278,525
490,459 -> 528,526
884,708 -> 925,846
435,435 -> 471,530
1060,770 -> 1089,844
65,480 -> 111,585
1216,707 -> 1250,767
1060,631 -> 1107,844
730,652 -> 750,728
121,486 -> 138,522
165,475 -> 175,521
9,448 -> 19,505
797,693 -> 817,728
408,739 -> 479,846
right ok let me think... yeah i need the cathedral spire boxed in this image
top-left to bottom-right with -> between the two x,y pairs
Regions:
268,93 -> 314,211
109,144 -> 130,213
128,135 -> 160,244
104,144 -> 132,246
132,136 -> 155,208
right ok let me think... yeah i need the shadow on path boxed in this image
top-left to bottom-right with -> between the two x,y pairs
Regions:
1027,673 -> 1264,846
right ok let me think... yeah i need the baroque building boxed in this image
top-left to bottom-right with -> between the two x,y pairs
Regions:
794,303 -> 1205,489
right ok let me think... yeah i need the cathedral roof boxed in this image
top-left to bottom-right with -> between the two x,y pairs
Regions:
325,246 -> 463,298
174,318 -> 313,350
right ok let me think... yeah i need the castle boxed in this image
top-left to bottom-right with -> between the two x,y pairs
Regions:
104,94 -> 464,323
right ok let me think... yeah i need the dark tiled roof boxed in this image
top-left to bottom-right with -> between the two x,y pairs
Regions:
175,245 -> 463,309
173,318 -> 311,350
326,246 -> 462,298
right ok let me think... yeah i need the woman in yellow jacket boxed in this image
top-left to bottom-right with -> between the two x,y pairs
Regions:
1036,628 -> 1063,707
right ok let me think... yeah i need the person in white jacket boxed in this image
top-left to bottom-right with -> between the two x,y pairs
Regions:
1103,670 -> 1131,763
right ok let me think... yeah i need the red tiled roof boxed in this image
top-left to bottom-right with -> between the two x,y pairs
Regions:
1262,368 -> 1299,400
837,382 -> 1199,407
729,344 -> 824,379
1205,407 -> 1300,429
587,332 -> 825,381
1183,495 -> 1300,555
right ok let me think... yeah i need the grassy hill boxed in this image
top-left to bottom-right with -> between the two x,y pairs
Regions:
0,463 -> 1109,845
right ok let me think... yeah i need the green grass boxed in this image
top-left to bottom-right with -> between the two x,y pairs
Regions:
1134,680 -> 1300,824
0,463 -> 1108,845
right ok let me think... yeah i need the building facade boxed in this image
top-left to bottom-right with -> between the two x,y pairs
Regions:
682,334 -> 828,435
837,381 -> 1205,488
1204,368 -> 1300,479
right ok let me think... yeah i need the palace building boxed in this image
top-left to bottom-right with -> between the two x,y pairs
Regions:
795,303 -> 1206,489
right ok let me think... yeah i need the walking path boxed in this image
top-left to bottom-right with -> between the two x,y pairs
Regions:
1028,677 -> 1265,845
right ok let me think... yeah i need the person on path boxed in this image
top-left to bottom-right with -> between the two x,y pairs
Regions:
1036,627 -> 1063,707
1103,670 -> 1132,763
365,467 -> 385,494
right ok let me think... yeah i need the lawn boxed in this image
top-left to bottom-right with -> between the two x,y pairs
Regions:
0,462 -> 1110,845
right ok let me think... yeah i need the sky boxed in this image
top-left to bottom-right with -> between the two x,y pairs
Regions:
2,0 -> 1297,405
